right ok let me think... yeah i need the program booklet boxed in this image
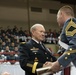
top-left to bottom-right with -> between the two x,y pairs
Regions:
36,67 -> 52,75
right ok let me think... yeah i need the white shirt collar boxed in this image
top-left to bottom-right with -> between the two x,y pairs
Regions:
32,38 -> 39,44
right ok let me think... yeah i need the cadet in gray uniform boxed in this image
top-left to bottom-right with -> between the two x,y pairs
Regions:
45,5 -> 76,73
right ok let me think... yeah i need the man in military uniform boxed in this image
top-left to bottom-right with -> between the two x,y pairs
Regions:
19,24 -> 56,75
45,5 -> 76,73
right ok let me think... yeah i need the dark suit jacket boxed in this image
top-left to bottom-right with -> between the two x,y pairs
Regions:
19,39 -> 56,75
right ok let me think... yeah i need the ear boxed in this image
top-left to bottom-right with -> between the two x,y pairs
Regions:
60,11 -> 63,15
61,11 -> 65,16
31,30 -> 35,35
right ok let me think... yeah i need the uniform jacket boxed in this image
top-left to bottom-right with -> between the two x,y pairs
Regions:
58,18 -> 76,67
19,39 -> 57,75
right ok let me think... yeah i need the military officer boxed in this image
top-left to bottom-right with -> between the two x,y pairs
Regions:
45,5 -> 76,73
19,24 -> 57,75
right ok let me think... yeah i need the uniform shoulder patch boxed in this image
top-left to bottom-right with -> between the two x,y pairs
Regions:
65,19 -> 76,36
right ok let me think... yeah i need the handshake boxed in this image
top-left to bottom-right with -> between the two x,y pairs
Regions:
43,61 -> 61,74
36,61 -> 61,75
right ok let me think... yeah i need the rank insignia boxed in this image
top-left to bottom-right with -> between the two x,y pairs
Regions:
31,47 -> 39,50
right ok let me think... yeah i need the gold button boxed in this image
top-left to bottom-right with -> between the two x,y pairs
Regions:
65,57 -> 67,59
61,52 -> 62,54
70,48 -> 72,51
34,57 -> 38,61
67,53 -> 70,55
45,53 -> 47,54
35,57 -> 37,60
35,53 -> 37,54
46,57 -> 48,59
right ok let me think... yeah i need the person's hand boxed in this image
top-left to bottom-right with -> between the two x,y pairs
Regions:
43,61 -> 61,74
47,61 -> 61,73
43,62 -> 52,67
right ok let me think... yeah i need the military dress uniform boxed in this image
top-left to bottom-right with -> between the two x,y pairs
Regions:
19,39 -> 56,75
58,18 -> 76,68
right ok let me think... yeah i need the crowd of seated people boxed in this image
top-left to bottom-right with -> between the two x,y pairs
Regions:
44,29 -> 60,44
0,26 -> 60,64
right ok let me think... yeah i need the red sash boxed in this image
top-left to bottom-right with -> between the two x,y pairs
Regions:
64,67 -> 70,75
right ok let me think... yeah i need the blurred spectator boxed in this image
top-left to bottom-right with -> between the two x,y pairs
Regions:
5,38 -> 11,46
13,25 -> 18,35
4,35 -> 9,43
2,46 -> 10,58
13,35 -> 18,43
14,46 -> 18,54
14,46 -> 19,61
48,29 -> 54,37
15,39 -> 19,46
27,35 -> 31,41
0,54 -> 6,64
19,27 -> 24,36
24,30 -> 28,37
0,27 -> 5,34
9,42 -> 15,51
53,30 -> 59,38
7,51 -> 17,65
9,34 -> 14,42
0,39 -> 2,51
1,33 -> 6,41
1,41 -> 6,50
6,26 -> 12,34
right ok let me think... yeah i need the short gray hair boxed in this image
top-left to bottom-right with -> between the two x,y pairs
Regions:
59,5 -> 74,17
30,23 -> 44,33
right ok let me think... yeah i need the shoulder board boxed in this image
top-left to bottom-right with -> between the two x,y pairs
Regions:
65,19 -> 76,36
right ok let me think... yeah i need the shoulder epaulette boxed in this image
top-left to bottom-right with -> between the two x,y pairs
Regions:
65,19 -> 76,36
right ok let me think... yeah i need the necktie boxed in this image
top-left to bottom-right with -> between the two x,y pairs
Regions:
39,42 -> 52,53
39,42 -> 45,49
